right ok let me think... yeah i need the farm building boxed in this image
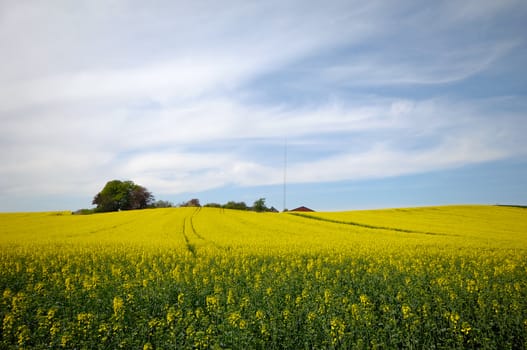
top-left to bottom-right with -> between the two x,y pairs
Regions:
290,206 -> 315,212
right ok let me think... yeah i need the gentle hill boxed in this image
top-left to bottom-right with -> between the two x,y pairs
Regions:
1,205 -> 525,250
289,205 -> 527,248
1,205 -> 526,348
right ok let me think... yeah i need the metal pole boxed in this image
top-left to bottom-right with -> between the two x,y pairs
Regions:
283,138 -> 287,212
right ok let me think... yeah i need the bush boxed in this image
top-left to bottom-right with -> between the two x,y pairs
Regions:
73,208 -> 96,215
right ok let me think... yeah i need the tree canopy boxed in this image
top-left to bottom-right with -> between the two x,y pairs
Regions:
252,198 -> 268,212
223,201 -> 248,211
180,198 -> 201,207
203,198 -> 277,212
92,180 -> 154,212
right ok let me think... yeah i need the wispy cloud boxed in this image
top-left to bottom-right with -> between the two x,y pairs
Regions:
321,41 -> 519,86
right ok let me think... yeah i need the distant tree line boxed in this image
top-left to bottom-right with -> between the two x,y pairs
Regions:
166,197 -> 277,212
204,198 -> 278,212
162,198 -> 278,213
152,200 -> 174,208
76,180 -> 278,214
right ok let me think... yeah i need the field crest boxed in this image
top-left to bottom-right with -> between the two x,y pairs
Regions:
1,205 -> 526,348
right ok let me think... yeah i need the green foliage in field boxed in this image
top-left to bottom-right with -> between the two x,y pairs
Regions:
0,206 -> 526,349
92,180 -> 154,212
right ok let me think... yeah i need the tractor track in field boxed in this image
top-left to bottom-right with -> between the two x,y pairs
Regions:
180,208 -> 227,256
289,212 -> 459,237
181,218 -> 197,257
189,208 -> 205,240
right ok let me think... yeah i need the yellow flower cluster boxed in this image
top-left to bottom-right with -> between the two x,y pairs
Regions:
0,205 -> 525,348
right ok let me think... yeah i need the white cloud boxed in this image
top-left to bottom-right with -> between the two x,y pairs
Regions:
1,89 -> 526,198
0,1 -> 376,111
0,1 -> 525,210
287,130 -> 510,184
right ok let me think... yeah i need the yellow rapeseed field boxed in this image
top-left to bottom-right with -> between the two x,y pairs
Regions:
0,205 -> 526,349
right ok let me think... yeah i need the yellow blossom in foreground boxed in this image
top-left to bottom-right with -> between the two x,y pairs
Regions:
0,205 -> 525,348
113,296 -> 124,318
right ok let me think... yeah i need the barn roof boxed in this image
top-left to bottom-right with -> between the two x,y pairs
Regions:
290,206 -> 315,212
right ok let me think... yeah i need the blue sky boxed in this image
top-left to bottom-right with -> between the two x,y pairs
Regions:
0,0 -> 526,212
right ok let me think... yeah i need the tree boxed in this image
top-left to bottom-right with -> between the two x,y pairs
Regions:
92,180 -> 154,212
253,198 -> 268,212
152,200 -> 173,208
204,203 -> 222,208
181,198 -> 201,207
223,201 -> 248,210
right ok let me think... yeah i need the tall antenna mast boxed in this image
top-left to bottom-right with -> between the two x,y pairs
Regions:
283,137 -> 287,212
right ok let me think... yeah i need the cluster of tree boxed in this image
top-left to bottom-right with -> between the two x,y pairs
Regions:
179,198 -> 201,207
81,180 -> 278,214
91,180 -> 155,212
203,198 -> 278,212
172,197 -> 277,212
151,200 -> 174,208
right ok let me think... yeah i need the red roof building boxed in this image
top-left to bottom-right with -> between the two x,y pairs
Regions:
290,206 -> 315,212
